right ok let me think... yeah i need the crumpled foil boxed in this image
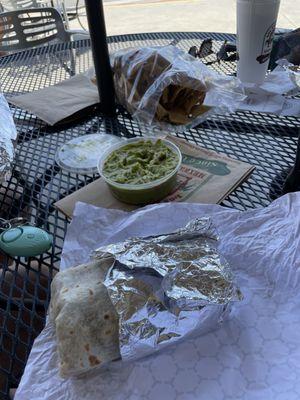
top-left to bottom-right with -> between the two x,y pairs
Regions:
93,218 -> 242,361
0,94 -> 17,183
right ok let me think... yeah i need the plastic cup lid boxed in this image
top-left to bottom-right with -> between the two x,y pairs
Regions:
56,133 -> 123,174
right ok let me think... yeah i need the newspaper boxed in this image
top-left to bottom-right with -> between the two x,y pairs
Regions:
55,136 -> 254,218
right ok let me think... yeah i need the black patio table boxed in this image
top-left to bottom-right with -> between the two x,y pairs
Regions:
0,32 -> 299,399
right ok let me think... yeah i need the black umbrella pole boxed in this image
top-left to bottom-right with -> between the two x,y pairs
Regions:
85,0 -> 116,116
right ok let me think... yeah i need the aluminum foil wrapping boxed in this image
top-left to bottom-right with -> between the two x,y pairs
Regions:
93,218 -> 242,362
0,94 -> 17,183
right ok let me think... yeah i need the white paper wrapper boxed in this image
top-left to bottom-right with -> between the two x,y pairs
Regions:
239,60 -> 300,116
15,194 -> 300,399
0,93 -> 17,183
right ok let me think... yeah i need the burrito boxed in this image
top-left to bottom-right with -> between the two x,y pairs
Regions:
50,218 -> 241,378
49,259 -> 120,378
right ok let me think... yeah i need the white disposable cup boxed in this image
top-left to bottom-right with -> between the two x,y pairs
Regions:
237,0 -> 281,84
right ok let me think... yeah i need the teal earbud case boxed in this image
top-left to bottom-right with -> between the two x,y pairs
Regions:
0,226 -> 53,257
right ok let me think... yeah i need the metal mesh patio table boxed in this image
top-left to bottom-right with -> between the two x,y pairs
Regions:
0,32 -> 299,399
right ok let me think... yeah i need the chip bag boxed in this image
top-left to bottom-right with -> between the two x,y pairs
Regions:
112,45 -> 245,132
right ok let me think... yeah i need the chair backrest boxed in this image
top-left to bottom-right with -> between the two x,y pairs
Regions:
0,7 -> 70,52
1,0 -> 49,11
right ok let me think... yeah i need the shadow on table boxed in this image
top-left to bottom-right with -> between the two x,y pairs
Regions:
0,258 -> 57,398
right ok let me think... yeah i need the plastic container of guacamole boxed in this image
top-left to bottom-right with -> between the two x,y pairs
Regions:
98,137 -> 182,205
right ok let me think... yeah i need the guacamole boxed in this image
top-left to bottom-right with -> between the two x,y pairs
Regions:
103,139 -> 179,184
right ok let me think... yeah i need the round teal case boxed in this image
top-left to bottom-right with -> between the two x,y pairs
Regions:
0,226 -> 53,257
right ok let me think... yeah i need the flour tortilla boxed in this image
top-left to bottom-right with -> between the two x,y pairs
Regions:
49,259 -> 120,378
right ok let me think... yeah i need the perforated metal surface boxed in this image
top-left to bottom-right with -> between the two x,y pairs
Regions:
0,33 -> 299,399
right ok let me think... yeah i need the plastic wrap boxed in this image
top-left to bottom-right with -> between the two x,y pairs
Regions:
0,93 -> 17,183
288,64 -> 300,89
112,45 -> 245,132
272,58 -> 300,90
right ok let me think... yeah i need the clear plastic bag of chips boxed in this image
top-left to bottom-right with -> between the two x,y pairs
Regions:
112,45 -> 245,132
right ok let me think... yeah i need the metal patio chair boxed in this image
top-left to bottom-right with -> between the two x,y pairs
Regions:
0,0 -> 78,31
0,7 -> 88,52
61,0 -> 87,30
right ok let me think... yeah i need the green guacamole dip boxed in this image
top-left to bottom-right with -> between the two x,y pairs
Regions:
103,139 -> 179,184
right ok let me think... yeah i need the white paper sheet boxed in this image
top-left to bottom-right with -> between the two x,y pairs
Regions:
239,63 -> 300,116
281,98 -> 300,117
238,93 -> 285,114
15,194 -> 300,400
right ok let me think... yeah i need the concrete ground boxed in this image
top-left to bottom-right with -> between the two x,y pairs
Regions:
70,0 -> 298,36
